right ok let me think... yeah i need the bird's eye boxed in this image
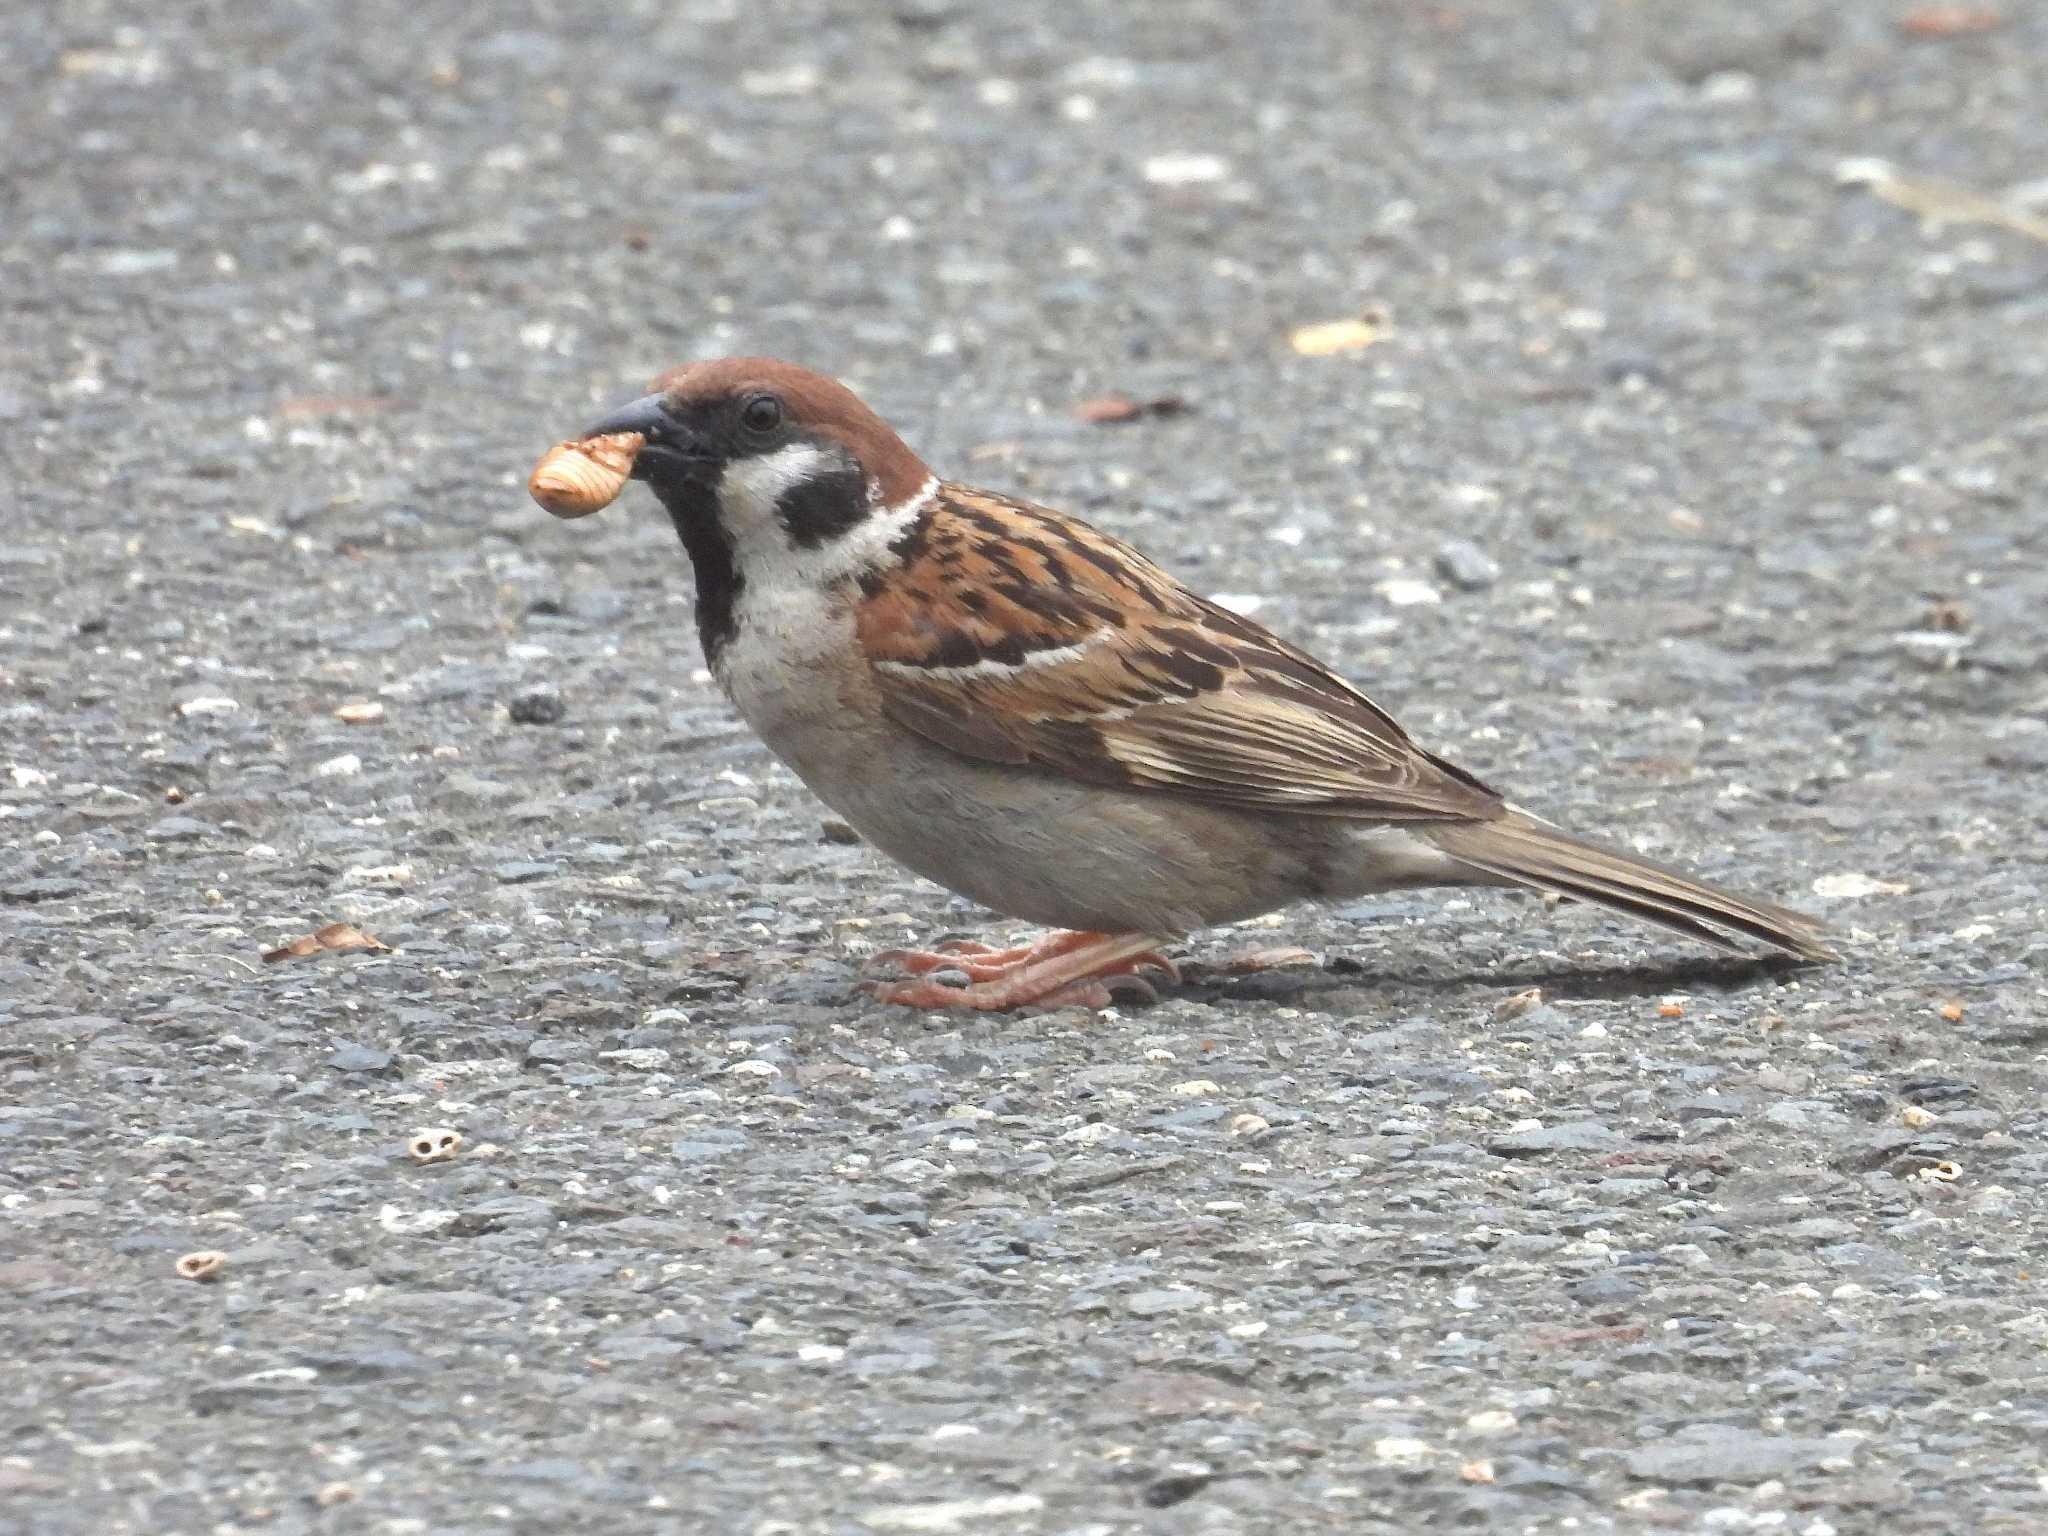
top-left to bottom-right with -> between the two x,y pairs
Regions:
740,394 -> 784,435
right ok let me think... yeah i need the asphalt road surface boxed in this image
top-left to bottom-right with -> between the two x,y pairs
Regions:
5,2 -> 2047,1532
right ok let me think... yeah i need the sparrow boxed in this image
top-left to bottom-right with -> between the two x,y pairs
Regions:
530,358 -> 1834,1011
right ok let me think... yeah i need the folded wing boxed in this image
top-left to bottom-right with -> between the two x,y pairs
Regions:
856,487 -> 1503,823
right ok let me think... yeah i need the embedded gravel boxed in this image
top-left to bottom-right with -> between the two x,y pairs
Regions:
4,2 -> 2047,1533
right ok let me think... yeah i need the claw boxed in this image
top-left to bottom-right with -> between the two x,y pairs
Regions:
1121,952 -> 1182,986
867,976 -> 987,1009
1100,972 -> 1160,1006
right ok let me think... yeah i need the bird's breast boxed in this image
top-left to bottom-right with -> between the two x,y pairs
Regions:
709,578 -> 866,743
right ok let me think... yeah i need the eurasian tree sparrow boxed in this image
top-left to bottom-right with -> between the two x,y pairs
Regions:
531,359 -> 1832,1010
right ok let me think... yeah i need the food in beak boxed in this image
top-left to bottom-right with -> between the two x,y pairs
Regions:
528,431 -> 645,519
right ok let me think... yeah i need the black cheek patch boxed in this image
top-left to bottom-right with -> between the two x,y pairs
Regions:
776,465 -> 872,549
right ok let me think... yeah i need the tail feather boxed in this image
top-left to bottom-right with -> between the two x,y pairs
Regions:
1425,811 -> 1836,962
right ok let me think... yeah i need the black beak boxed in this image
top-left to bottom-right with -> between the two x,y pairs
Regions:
581,393 -> 709,485
581,393 -> 671,442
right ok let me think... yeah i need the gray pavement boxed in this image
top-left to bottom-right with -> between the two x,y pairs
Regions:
4,1 -> 2047,1531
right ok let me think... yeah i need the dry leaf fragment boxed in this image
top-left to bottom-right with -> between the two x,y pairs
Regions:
177,1251 -> 228,1282
1838,159 -> 2048,244
1072,393 -> 1190,425
1075,394 -> 1143,424
1225,945 -> 1317,972
1290,314 -> 1384,356
262,922 -> 391,964
529,431 -> 645,519
1925,598 -> 1970,633
1494,987 -> 1544,1021
1898,6 -> 2002,38
278,394 -> 399,420
334,700 -> 385,725
1529,1322 -> 1648,1349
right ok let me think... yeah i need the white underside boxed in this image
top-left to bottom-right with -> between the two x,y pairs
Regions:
711,467 -> 938,724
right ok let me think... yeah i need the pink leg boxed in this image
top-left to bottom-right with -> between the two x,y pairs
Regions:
868,930 -> 1179,1011
870,929 -> 1179,987
869,934 -> 1068,980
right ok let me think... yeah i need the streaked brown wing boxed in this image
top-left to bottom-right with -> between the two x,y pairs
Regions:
855,487 -> 1503,822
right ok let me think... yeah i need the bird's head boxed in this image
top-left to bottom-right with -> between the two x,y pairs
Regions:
582,358 -> 934,562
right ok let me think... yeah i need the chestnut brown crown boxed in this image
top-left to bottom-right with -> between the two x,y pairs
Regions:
625,358 -> 932,509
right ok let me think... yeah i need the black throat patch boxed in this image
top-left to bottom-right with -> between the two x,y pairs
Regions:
651,479 -> 743,663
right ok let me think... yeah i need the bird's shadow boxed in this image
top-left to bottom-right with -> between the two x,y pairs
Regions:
1175,950 -> 1818,1008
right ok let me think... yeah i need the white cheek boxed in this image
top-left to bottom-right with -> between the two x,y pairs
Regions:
712,474 -> 941,725
717,443 -> 838,536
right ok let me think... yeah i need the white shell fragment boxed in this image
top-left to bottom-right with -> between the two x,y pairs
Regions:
529,431 -> 645,519
176,1250 -> 228,1282
407,1127 -> 463,1164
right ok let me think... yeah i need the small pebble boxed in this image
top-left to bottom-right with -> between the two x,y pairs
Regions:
1142,152 -> 1229,186
326,1043 -> 395,1074
1376,577 -> 1442,608
508,684 -> 566,725
1374,1437 -> 1434,1466
1126,1287 -> 1208,1316
494,861 -> 560,884
1434,539 -> 1502,592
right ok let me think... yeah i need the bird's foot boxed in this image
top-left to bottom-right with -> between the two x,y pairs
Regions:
867,936 -> 1046,981
865,930 -> 1178,1011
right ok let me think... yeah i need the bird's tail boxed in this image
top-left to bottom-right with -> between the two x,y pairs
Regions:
1423,809 -> 1836,961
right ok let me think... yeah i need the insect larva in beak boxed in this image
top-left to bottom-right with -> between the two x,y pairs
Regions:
528,431 -> 645,518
